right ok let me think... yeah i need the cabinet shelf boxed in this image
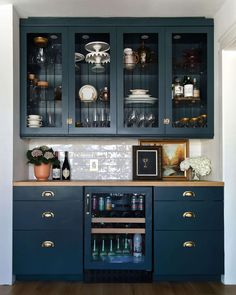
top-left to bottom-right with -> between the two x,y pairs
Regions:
91,228 -> 146,234
92,218 -> 145,223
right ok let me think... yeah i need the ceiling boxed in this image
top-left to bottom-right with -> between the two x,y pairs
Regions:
0,0 -> 226,18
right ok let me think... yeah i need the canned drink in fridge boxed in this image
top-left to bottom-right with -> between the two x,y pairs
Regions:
138,195 -> 144,211
105,196 -> 112,211
92,195 -> 98,211
99,196 -> 105,211
131,195 -> 137,211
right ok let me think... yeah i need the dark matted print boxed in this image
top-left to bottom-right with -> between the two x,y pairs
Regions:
132,146 -> 162,181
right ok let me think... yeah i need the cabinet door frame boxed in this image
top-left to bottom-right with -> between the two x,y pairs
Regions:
164,26 -> 214,138
68,27 -> 117,135
116,27 -> 166,136
20,26 -> 69,137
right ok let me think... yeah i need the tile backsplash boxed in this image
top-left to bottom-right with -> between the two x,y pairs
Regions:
28,138 -> 138,180
28,138 -> 201,180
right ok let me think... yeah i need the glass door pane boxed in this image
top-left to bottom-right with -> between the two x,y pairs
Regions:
123,33 -> 159,130
74,33 -> 111,129
171,33 -> 208,129
26,33 -> 63,128
84,188 -> 152,270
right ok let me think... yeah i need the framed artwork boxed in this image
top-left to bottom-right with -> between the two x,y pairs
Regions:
132,146 -> 162,181
139,139 -> 189,180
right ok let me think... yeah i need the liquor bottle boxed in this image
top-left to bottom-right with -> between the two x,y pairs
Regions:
28,73 -> 36,103
52,151 -> 61,180
133,233 -> 142,257
62,151 -> 70,180
193,77 -> 200,98
173,77 -> 183,99
183,76 -> 193,98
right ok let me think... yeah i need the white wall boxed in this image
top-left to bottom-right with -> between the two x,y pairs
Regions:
0,4 -> 26,285
222,50 -> 236,284
214,0 -> 236,284
0,4 -> 14,285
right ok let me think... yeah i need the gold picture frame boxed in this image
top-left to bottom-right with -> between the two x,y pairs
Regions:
139,139 -> 189,180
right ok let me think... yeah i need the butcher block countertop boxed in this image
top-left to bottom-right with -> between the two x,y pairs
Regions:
13,180 -> 224,187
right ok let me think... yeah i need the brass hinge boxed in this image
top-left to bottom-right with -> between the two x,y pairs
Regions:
67,118 -> 73,125
163,118 -> 170,125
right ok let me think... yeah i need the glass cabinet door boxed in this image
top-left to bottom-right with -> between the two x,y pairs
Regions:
21,28 -> 68,136
165,27 -> 213,137
117,28 -> 165,135
68,28 -> 116,135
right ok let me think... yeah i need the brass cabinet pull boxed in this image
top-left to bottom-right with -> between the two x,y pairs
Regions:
41,241 -> 55,248
42,211 -> 55,219
41,191 -> 55,198
182,211 -> 195,219
183,241 -> 195,248
183,191 -> 195,198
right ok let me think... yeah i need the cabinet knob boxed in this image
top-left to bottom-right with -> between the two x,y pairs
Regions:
67,118 -> 73,125
42,211 -> 55,219
42,191 -> 55,198
183,241 -> 195,248
163,118 -> 170,125
183,191 -> 195,198
182,211 -> 195,219
41,241 -> 55,248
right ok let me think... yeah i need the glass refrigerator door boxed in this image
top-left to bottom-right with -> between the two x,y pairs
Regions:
84,187 -> 152,270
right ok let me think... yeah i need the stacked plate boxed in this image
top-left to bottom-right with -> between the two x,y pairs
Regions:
125,89 -> 158,104
27,115 -> 42,128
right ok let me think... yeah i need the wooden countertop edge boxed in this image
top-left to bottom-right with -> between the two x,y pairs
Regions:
13,180 -> 224,187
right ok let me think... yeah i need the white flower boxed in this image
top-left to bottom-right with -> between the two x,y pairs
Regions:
31,149 -> 43,157
44,151 -> 54,160
180,156 -> 211,177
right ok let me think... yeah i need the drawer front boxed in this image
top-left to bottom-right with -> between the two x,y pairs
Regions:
14,186 -> 82,201
14,201 -> 82,230
154,231 -> 224,275
14,230 -> 83,275
154,187 -> 223,201
154,201 -> 223,230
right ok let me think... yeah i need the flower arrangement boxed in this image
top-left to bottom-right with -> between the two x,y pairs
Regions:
27,145 -> 59,166
180,156 -> 211,180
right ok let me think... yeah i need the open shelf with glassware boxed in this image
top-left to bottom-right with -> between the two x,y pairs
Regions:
84,187 -> 152,270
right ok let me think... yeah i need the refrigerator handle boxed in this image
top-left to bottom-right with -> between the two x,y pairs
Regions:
85,193 -> 90,215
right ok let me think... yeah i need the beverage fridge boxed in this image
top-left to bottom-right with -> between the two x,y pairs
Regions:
84,187 -> 152,271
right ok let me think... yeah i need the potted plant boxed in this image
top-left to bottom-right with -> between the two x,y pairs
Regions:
180,156 -> 211,180
27,145 -> 59,181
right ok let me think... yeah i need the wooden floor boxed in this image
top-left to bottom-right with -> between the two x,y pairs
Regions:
1,282 -> 236,295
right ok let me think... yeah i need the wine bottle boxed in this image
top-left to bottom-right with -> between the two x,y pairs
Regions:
183,76 -> 193,98
62,151 -> 71,180
52,151 -> 61,180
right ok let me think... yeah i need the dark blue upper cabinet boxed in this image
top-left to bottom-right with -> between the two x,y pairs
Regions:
20,27 -> 69,136
20,18 -> 214,138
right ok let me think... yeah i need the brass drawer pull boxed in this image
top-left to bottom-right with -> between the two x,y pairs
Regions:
42,211 -> 55,219
41,241 -> 55,248
183,191 -> 195,198
182,211 -> 195,218
183,241 -> 195,248
42,191 -> 55,198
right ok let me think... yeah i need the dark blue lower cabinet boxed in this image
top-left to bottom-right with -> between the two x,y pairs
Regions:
14,230 -> 83,277
154,230 -> 224,279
